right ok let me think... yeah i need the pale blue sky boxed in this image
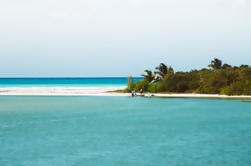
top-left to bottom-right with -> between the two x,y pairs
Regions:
0,0 -> 250,77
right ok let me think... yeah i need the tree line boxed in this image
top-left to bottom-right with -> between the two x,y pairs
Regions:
125,58 -> 251,95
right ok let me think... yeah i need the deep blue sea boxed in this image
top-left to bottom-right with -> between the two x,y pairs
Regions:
0,96 -> 251,166
0,77 -> 142,87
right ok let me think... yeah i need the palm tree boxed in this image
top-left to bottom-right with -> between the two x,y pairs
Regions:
154,63 -> 174,78
141,70 -> 154,82
154,63 -> 167,78
208,58 -> 222,70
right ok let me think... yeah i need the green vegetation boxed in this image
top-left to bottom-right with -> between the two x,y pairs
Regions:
125,58 -> 251,95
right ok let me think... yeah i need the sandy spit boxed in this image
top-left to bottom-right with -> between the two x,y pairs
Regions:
0,87 -> 251,98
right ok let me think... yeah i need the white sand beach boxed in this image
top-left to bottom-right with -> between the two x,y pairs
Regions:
0,87 -> 128,96
0,86 -> 251,98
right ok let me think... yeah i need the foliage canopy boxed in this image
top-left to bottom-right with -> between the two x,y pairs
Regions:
125,58 -> 251,95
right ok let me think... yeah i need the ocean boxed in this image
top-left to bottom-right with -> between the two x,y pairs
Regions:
0,96 -> 251,166
0,77 -> 142,87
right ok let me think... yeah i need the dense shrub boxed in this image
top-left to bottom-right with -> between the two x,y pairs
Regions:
221,80 -> 251,95
148,84 -> 157,93
125,59 -> 251,95
124,76 -> 135,92
134,80 -> 149,92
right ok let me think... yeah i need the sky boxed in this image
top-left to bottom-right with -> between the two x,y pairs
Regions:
0,0 -> 250,77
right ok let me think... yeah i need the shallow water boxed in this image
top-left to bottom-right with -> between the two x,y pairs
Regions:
0,96 -> 251,166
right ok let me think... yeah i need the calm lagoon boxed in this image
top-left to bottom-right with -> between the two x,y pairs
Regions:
0,96 -> 251,166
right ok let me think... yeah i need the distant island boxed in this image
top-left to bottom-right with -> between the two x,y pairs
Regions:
125,58 -> 251,95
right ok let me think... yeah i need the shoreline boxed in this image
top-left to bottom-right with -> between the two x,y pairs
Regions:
0,86 -> 127,96
0,87 -> 251,99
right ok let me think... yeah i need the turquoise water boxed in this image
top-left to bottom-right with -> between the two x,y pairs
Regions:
0,96 -> 251,166
0,77 -> 142,87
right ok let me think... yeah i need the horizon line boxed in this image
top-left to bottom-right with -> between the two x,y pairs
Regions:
0,76 -> 143,79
